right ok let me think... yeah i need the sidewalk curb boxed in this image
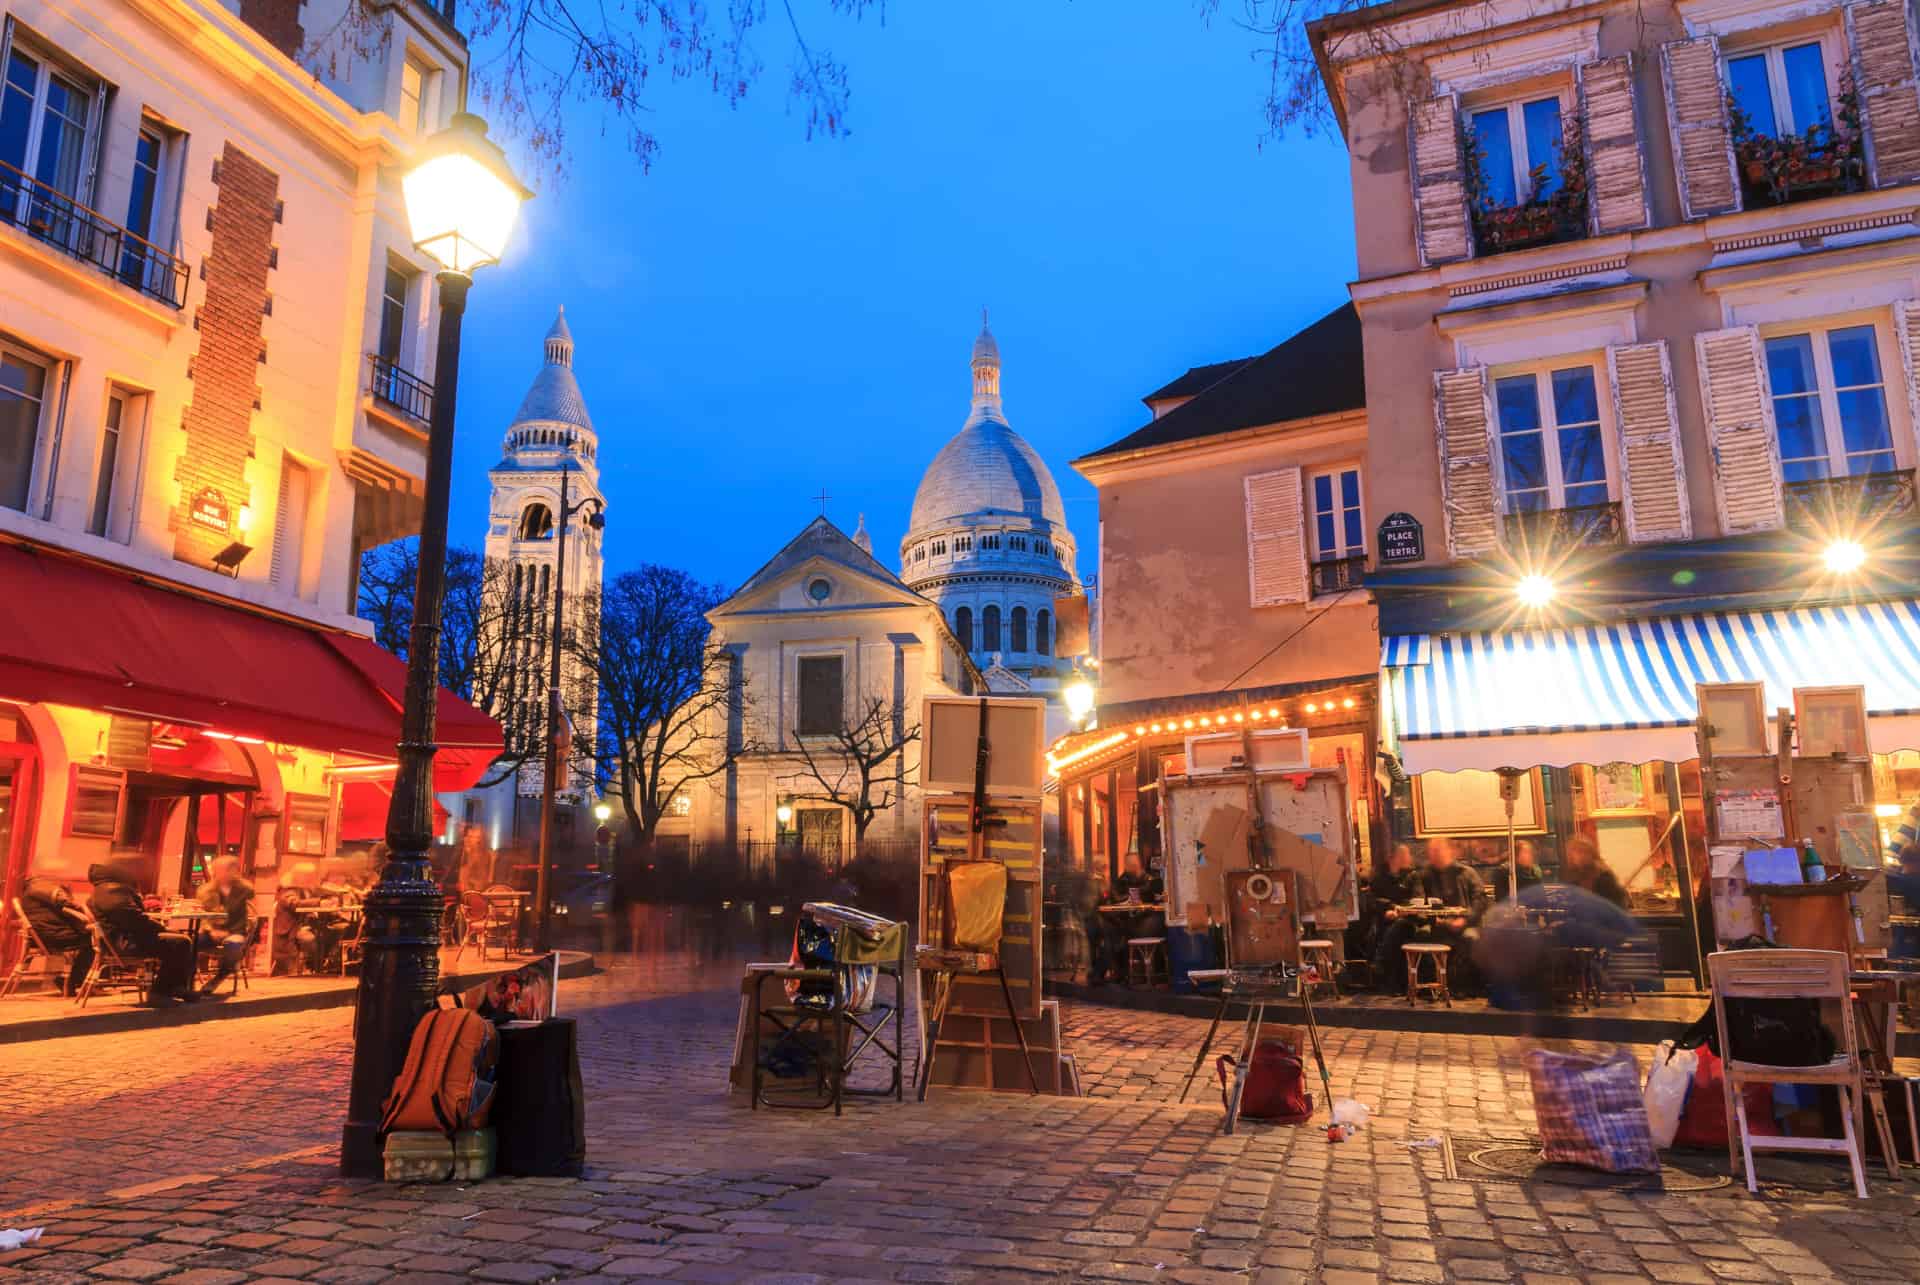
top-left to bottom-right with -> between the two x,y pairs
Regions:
0,951 -> 598,1044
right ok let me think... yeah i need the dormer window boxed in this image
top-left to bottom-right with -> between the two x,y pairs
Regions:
1469,96 -> 1564,209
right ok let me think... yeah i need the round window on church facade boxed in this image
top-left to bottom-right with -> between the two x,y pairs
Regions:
807,577 -> 832,602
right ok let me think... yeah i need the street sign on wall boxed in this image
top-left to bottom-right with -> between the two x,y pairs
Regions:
1377,512 -> 1424,564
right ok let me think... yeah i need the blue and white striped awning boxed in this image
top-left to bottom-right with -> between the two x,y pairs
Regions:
1381,600 -> 1920,773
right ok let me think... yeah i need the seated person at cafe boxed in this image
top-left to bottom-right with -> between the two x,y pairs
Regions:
1489,839 -> 1546,902
1887,844 -> 1920,959
1561,837 -> 1627,909
1092,854 -> 1164,984
272,861 -> 350,974
1362,843 -> 1418,981
87,862 -> 197,1006
20,875 -> 96,994
194,856 -> 255,993
1373,838 -> 1487,991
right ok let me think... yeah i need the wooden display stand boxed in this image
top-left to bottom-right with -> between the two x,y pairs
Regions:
920,793 -> 1043,1021
920,998 -> 1065,1094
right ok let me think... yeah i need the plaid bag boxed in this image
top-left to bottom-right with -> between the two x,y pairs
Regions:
1526,1048 -> 1659,1173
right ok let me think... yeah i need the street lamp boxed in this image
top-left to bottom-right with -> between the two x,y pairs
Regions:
1063,677 -> 1096,725
594,802 -> 612,823
340,113 -> 528,1180
1514,573 -> 1556,609
1823,538 -> 1867,575
537,471 -> 605,955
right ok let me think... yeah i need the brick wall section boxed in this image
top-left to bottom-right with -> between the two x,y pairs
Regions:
238,0 -> 304,60
171,144 -> 278,568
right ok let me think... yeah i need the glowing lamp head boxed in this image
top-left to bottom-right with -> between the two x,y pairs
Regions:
1063,679 -> 1096,722
1515,573 -> 1556,609
593,803 -> 611,822
1823,539 -> 1867,575
402,113 -> 531,276
775,804 -> 794,826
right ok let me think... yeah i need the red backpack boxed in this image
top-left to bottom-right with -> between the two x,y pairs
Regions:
1219,1039 -> 1313,1123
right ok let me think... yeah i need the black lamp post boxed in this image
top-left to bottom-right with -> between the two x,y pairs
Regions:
535,467 -> 603,954
340,113 -> 530,1179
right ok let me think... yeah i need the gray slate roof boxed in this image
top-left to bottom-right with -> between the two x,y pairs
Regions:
1081,303 -> 1364,462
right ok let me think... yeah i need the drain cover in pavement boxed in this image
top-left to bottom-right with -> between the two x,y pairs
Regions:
1462,1142 -> 1731,1192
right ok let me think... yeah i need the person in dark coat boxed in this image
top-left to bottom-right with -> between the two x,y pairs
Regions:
87,862 -> 195,1004
1489,839 -> 1547,902
20,875 -> 95,994
1366,843 -> 1420,989
194,856 -> 255,993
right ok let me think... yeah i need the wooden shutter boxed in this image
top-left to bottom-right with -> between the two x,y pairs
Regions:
1695,326 -> 1784,534
1608,341 -> 1691,543
797,655 -> 844,736
1409,94 -> 1472,266
1846,0 -> 1920,187
1580,55 -> 1650,234
1660,37 -> 1740,219
1894,300 -> 1920,460
1244,467 -> 1308,607
1433,367 -> 1501,558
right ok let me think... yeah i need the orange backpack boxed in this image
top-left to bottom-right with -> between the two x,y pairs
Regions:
381,1007 -> 499,1141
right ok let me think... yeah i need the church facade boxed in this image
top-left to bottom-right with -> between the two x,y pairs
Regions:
680,517 -> 979,861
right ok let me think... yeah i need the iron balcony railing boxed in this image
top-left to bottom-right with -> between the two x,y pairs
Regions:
368,353 -> 435,423
1503,500 -> 1625,551
1783,468 -> 1917,530
0,159 -> 189,308
1310,553 -> 1367,598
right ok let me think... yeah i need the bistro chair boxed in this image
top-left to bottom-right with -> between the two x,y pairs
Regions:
1298,938 -> 1341,1000
1708,948 -> 1883,1198
339,909 -> 367,976
75,925 -> 159,1008
455,890 -> 513,963
915,857 -> 1040,1101
3,899 -> 72,999
1404,943 -> 1452,1006
1126,936 -> 1168,987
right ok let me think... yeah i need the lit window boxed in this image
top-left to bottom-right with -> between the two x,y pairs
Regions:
1493,364 -> 1607,512
1469,96 -> 1563,208
1765,325 -> 1894,482
667,794 -> 692,817
1727,41 -> 1831,139
1310,468 -> 1364,562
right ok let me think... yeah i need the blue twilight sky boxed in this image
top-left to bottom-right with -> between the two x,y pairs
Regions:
445,1 -> 1359,591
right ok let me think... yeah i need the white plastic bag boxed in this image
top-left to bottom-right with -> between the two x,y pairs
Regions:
1642,1040 -> 1696,1150
1331,1098 -> 1371,1131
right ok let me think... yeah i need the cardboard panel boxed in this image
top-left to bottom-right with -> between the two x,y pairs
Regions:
1225,869 -> 1299,967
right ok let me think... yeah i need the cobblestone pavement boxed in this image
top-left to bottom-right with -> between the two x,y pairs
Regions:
4,951 -> 1919,1283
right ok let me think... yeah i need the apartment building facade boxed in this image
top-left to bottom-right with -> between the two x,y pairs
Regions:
1312,0 -> 1920,979
0,0 -> 497,961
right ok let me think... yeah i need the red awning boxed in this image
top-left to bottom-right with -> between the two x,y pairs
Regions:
338,777 -> 450,842
0,541 -> 504,765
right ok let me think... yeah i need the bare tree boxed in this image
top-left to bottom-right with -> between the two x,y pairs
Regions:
357,541 -> 534,758
572,565 -> 752,843
787,694 -> 920,851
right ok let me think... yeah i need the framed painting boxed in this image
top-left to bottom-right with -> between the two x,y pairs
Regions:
1411,767 -> 1546,836
1587,762 -> 1651,816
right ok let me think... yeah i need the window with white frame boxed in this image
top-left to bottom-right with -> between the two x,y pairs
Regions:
400,57 -> 426,134
0,40 -> 98,204
1493,362 -> 1609,512
1468,94 -> 1565,208
118,120 -> 182,292
88,387 -> 143,541
1309,467 -> 1364,563
1764,323 -> 1895,482
0,342 -> 48,513
1726,39 -> 1832,140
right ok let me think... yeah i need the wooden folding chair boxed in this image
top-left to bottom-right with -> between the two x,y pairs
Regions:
914,858 -> 1039,1100
1708,948 -> 1885,1198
